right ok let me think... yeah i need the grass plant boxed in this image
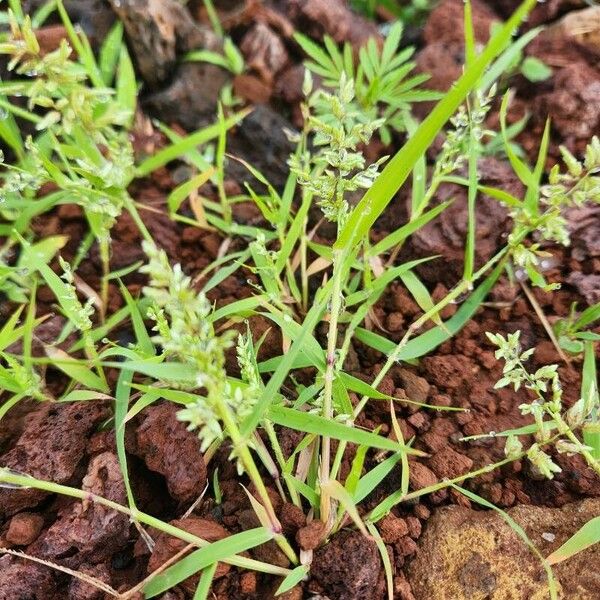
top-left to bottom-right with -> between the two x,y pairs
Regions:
0,0 -> 599,597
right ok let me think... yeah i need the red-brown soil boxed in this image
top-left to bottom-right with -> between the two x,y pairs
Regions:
1,1 -> 599,598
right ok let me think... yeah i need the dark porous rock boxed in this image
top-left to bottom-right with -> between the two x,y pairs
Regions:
24,0 -> 115,46
142,62 -> 231,131
127,402 -> 207,504
5,512 -> 44,546
565,204 -> 600,261
422,354 -> 473,391
296,519 -> 326,550
28,452 -> 129,568
0,556 -> 56,599
423,0 -> 498,47
67,564 -> 111,600
428,446 -> 474,479
240,22 -> 289,84
311,530 -> 381,600
109,0 -> 220,87
285,0 -> 381,48
397,368 -> 430,403
533,62 -> 600,140
227,105 -> 296,191
567,272 -> 600,306
555,453 -> 600,496
111,0 -> 228,130
408,461 -> 439,491
0,402 -> 110,518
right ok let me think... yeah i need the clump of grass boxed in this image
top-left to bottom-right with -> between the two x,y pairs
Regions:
296,20 -> 440,144
140,241 -> 297,562
2,0 -> 600,598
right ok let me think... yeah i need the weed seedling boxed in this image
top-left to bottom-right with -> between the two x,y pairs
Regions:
487,331 -> 600,477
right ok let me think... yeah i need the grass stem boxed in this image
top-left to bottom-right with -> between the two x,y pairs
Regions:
319,248 -> 344,525
0,469 -> 290,576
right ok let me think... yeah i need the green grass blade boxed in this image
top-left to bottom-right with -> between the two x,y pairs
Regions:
581,341 -> 599,460
115,369 -> 137,510
0,393 -> 26,421
55,0 -> 103,88
0,307 -> 25,352
260,309 -> 326,370
210,295 -> 265,322
59,390 -> 112,402
99,21 -> 123,85
400,270 -> 442,326
31,0 -> 57,28
344,443 -> 369,496
356,261 -> 502,360
499,93 -> 534,188
480,27 -> 542,92
581,341 -> 597,407
452,484 -> 558,599
355,452 -> 403,503
202,249 -> 251,293
118,282 -> 154,357
322,479 -> 368,536
192,563 -> 217,600
275,190 -> 311,273
167,168 -> 215,214
268,405 -> 421,455
547,517 -> 600,565
8,0 -> 25,22
367,521 -> 394,600
0,98 -> 24,156
136,109 -> 250,177
202,0 -> 223,37
144,528 -> 273,597
240,279 -> 332,437
44,347 -> 109,392
275,564 -> 309,596
345,258 -> 436,308
335,0 -> 536,250
463,0 -> 476,67
116,44 -> 137,122
574,302 -> 600,331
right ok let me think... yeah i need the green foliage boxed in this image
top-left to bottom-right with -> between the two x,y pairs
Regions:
5,0 -> 600,597
487,21 -> 552,85
185,37 -> 245,75
140,242 -> 254,454
435,86 -> 496,178
289,74 -> 386,224
545,137 -> 600,206
296,22 -> 439,143
520,56 -> 552,82
0,7 -> 137,284
548,515 -> 600,565
487,331 -> 600,478
336,0 -> 538,251
553,302 -> 600,354
503,134 -> 600,290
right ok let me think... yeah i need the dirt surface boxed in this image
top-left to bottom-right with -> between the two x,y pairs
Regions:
1,0 -> 600,599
